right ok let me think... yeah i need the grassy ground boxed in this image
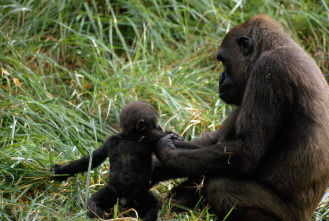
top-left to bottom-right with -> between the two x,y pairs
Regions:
1,0 -> 328,220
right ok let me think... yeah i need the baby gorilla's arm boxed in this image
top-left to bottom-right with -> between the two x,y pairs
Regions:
53,136 -> 115,180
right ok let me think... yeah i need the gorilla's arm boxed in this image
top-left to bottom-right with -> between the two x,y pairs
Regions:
155,54 -> 288,177
54,136 -> 116,179
151,155 -> 189,183
155,135 -> 238,176
152,109 -> 240,182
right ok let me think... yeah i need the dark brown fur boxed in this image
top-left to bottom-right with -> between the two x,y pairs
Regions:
153,15 -> 329,220
54,101 -> 167,221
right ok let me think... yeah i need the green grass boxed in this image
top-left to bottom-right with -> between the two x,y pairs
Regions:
1,0 -> 328,220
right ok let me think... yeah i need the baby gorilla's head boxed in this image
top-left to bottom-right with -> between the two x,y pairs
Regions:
119,101 -> 160,133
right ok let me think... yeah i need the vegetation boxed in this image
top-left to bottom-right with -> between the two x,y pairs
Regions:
1,0 -> 328,220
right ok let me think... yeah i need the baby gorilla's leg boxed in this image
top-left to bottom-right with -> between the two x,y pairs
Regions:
87,186 -> 117,219
132,190 -> 161,221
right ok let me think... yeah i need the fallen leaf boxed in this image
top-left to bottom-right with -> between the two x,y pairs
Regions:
13,78 -> 22,87
83,82 -> 93,90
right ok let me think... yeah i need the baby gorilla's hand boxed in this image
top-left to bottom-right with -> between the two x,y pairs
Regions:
52,164 -> 71,181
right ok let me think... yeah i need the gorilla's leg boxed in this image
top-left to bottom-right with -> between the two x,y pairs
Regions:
87,186 -> 117,219
170,178 -> 205,210
204,177 -> 295,221
132,190 -> 161,221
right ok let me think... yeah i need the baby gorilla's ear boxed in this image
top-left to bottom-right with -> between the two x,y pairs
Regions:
136,119 -> 145,131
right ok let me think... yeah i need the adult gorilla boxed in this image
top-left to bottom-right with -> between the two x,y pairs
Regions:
153,14 -> 329,221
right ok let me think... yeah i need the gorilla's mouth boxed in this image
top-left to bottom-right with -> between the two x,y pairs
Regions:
219,71 -> 226,84
219,71 -> 232,96
219,85 -> 232,96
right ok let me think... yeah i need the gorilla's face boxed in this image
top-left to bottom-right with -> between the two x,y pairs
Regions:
218,68 -> 242,105
216,27 -> 253,105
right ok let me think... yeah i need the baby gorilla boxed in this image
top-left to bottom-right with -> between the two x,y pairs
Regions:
54,101 -> 168,221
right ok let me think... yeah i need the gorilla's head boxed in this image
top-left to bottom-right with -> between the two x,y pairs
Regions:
216,15 -> 286,105
119,101 -> 159,133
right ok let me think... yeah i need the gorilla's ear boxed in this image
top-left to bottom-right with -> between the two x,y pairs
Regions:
238,36 -> 252,55
136,119 -> 145,131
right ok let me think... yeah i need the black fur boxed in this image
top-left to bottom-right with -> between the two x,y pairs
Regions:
153,15 -> 329,220
54,101 -> 168,221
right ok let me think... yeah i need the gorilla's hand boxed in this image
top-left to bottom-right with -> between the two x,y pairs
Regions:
157,133 -> 178,148
165,131 -> 184,140
155,133 -> 179,159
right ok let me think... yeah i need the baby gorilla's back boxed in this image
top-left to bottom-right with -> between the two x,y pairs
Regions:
108,139 -> 154,200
